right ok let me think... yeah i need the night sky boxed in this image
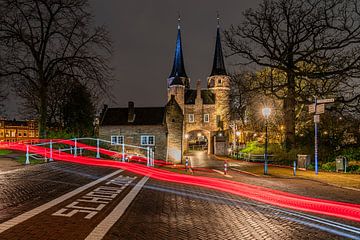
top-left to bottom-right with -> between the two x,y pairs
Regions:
6,0 -> 262,117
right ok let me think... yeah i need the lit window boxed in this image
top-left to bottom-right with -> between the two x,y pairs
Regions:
189,114 -> 194,123
111,135 -> 124,145
204,114 -> 209,123
141,135 -> 155,146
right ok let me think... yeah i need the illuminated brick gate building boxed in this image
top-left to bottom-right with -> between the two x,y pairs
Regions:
99,20 -> 230,163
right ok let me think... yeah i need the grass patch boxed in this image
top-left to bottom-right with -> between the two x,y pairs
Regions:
15,155 -> 46,165
230,161 -> 360,189
0,150 -> 12,155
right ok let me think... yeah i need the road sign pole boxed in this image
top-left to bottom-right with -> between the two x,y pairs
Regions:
314,98 -> 318,175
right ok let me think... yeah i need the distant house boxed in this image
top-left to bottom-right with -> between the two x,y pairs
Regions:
99,100 -> 183,161
0,119 -> 39,142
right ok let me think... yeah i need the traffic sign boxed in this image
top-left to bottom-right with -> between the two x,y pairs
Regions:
308,104 -> 315,113
316,104 -> 325,114
317,98 -> 335,104
308,104 -> 325,114
314,115 -> 320,123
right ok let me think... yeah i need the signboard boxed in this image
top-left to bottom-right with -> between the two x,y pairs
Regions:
314,115 -> 320,123
316,104 -> 325,114
317,98 -> 335,104
308,104 -> 325,114
308,104 -> 315,113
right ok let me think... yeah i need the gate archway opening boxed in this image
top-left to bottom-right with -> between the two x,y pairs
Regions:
185,130 -> 212,154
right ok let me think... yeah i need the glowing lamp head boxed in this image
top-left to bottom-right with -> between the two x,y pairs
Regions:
197,133 -> 202,137
262,107 -> 271,119
236,131 -> 241,137
185,134 -> 189,139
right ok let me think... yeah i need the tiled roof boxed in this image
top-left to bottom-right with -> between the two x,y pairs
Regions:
100,107 -> 165,126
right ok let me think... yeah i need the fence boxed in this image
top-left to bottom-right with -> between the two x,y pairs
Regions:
25,137 -> 155,167
232,152 -> 275,162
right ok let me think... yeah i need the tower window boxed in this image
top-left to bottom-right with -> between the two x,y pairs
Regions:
218,79 -> 222,84
189,114 -> 194,123
204,114 -> 209,123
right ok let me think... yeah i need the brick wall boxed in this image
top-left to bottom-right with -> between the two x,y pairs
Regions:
99,125 -> 167,160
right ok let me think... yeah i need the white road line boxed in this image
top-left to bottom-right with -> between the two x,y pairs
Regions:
213,169 -> 233,178
85,176 -> 149,240
0,169 -> 123,234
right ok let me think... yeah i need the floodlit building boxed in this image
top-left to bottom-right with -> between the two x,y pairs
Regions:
98,19 -> 230,163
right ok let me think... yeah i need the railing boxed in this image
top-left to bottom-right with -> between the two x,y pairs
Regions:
232,152 -> 275,162
25,137 -> 155,167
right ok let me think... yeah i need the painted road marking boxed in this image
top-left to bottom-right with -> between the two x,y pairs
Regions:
213,169 -> 233,178
0,169 -> 123,234
52,175 -> 137,219
85,176 -> 149,240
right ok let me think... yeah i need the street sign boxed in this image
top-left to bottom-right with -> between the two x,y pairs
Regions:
308,104 -> 325,114
317,98 -> 335,104
308,104 -> 315,113
316,104 -> 325,114
314,115 -> 320,123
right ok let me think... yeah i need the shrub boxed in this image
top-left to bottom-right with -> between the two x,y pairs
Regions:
321,161 -> 336,172
240,141 -> 264,154
347,161 -> 360,173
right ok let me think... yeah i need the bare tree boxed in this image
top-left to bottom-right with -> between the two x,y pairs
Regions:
0,0 -> 112,137
224,0 -> 360,150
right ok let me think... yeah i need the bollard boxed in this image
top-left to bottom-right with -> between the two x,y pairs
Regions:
70,146 -> 73,154
293,160 -> 297,176
224,160 -> 228,175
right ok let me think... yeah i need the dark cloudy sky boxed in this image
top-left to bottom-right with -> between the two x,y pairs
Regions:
89,0 -> 262,108
5,0 -> 262,118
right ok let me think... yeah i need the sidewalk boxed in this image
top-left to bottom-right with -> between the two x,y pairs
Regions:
216,156 -> 360,189
162,158 -> 360,205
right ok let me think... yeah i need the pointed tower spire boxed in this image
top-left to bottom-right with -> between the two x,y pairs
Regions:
169,15 -> 188,80
210,14 -> 227,76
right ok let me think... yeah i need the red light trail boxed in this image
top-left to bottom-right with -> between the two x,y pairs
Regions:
1,141 -> 360,223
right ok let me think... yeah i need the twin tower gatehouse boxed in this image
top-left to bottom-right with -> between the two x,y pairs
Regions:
99,18 -> 230,163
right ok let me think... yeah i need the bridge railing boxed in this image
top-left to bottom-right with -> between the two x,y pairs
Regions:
25,137 -> 155,167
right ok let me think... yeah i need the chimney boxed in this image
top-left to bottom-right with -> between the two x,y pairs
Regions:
128,101 -> 135,123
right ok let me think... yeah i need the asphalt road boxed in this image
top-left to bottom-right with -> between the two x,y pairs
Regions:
0,162 -> 359,240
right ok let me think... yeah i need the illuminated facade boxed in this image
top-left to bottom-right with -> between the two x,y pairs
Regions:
99,20 -> 230,163
0,119 -> 39,142
166,20 -> 230,162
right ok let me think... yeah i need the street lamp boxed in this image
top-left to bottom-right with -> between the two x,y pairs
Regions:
262,107 -> 271,175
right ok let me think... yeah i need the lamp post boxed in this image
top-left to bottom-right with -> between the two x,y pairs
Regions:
262,107 -> 271,175
235,130 -> 241,159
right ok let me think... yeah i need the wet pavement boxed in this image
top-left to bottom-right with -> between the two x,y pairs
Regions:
185,151 -> 223,168
0,162 -> 359,239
